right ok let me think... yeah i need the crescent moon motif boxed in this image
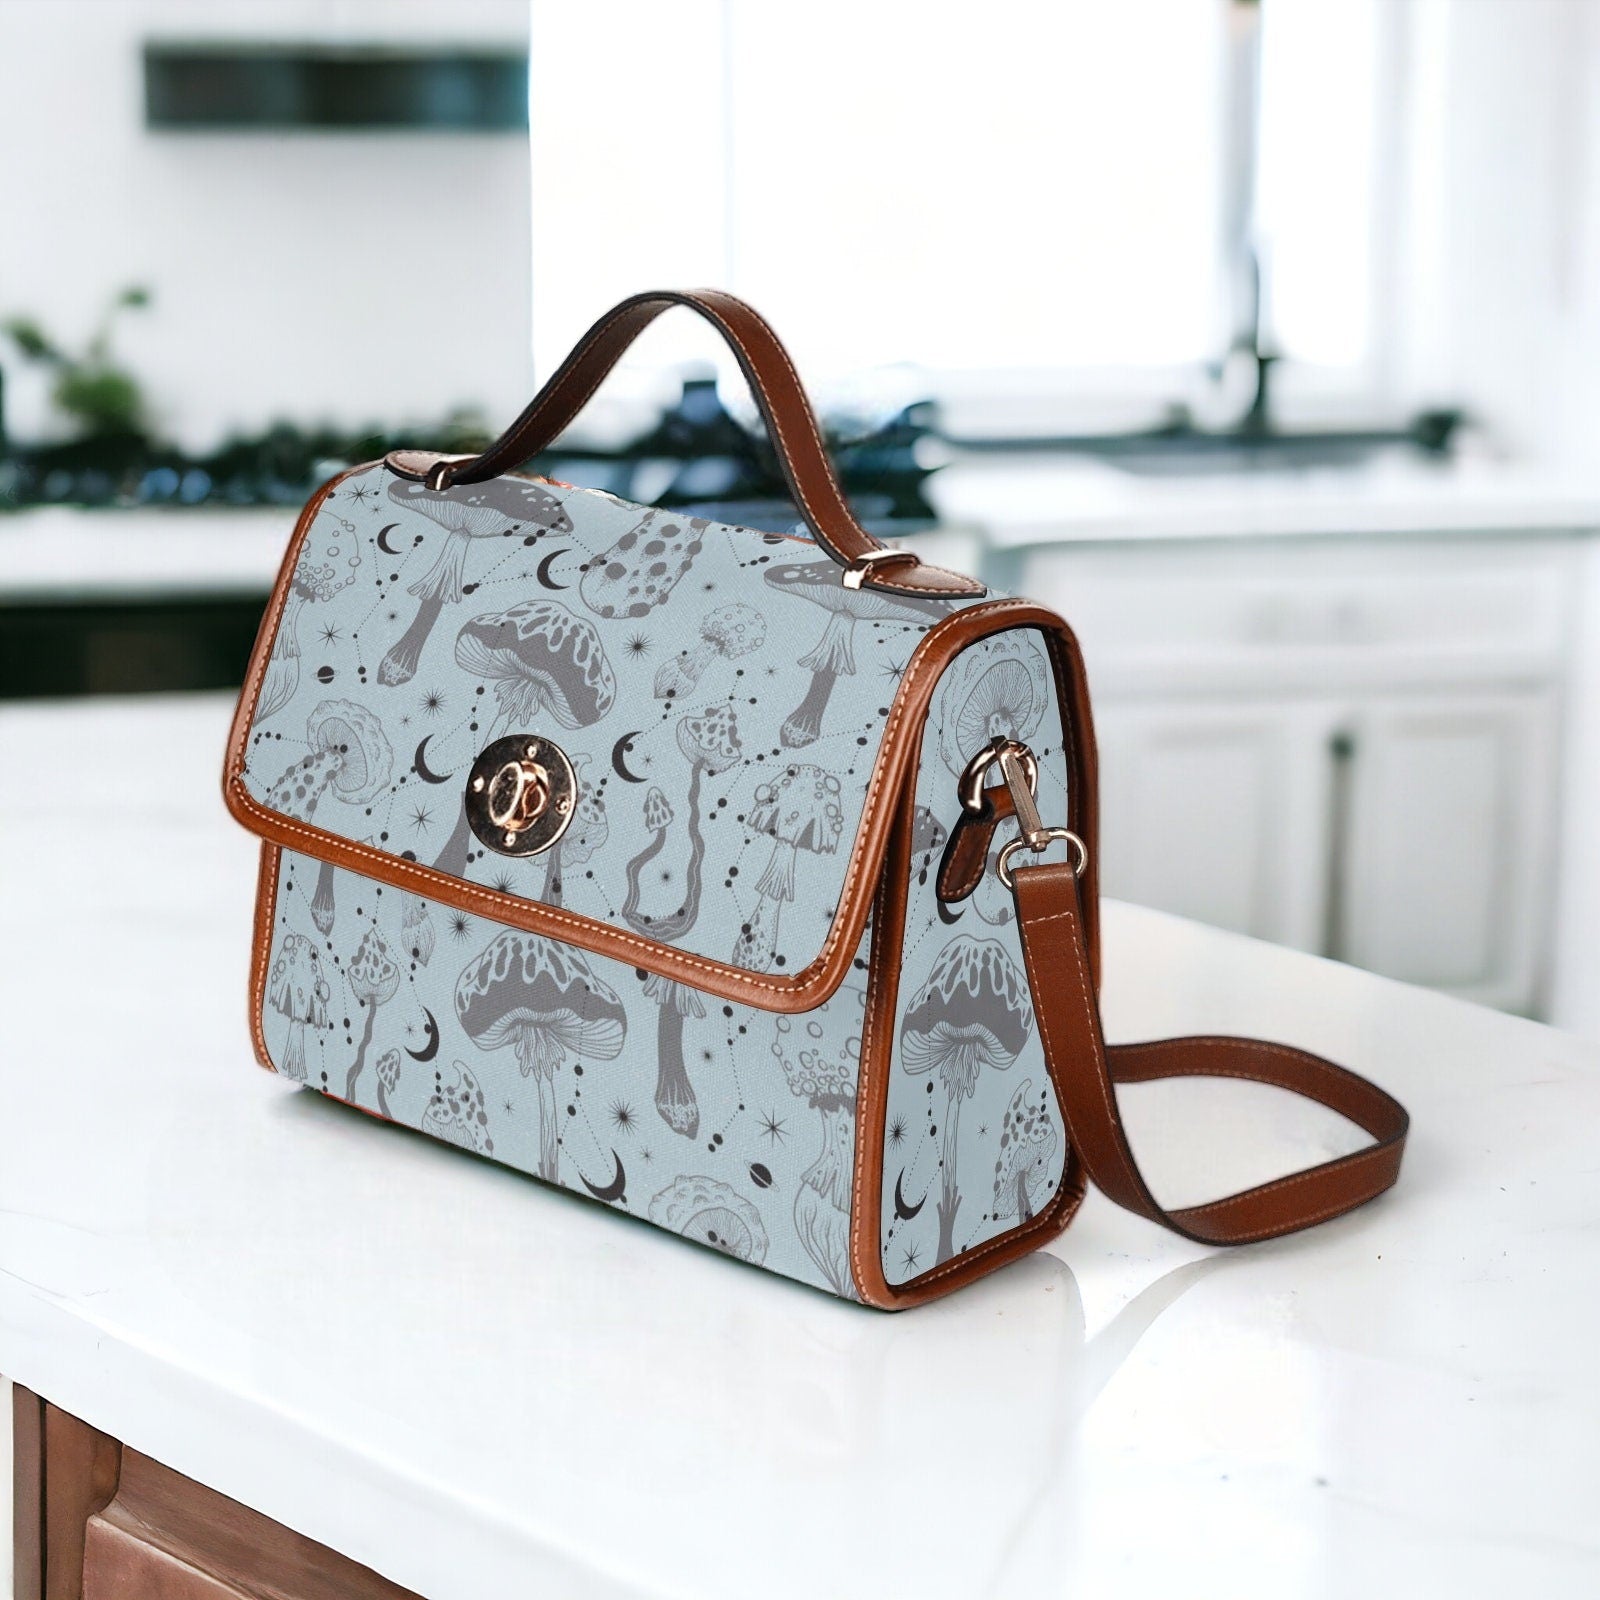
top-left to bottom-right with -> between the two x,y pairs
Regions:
610,730 -> 647,784
405,1007 -> 440,1063
581,1150 -> 627,1204
376,522 -> 402,556
936,898 -> 965,926
894,1170 -> 927,1221
535,548 -> 570,591
414,735 -> 451,785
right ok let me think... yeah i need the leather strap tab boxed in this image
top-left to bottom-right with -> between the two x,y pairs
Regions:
1011,860 -> 1409,1245
400,289 -> 984,600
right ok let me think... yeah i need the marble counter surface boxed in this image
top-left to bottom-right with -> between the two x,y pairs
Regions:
1,694 -> 1596,1599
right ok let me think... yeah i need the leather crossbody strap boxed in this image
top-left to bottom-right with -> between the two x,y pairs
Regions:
1011,859 -> 1410,1245
421,289 -> 984,598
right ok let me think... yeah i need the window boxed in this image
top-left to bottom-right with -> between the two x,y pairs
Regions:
530,0 -> 1390,404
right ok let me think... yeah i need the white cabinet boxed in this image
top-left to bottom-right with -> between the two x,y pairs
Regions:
1014,537 -> 1573,1015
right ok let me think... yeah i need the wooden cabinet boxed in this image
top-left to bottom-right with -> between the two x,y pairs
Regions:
1015,536 -> 1572,1014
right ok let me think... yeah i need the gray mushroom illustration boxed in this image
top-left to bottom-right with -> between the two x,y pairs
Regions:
936,632 -> 1051,776
911,804 -> 948,890
263,702 -> 392,937
990,1078 -> 1059,1225
648,1175 -> 769,1265
421,1060 -> 494,1155
380,476 -> 573,686
455,931 -> 627,1182
653,602 -> 766,698
620,786 -> 673,928
259,520 -> 363,721
433,600 -> 616,876
731,764 -> 844,972
402,894 -> 435,966
900,936 -> 1034,1265
345,925 -> 400,1101
642,973 -> 706,1138
624,704 -> 742,944
264,700 -> 394,822
375,1047 -> 402,1118
579,507 -> 709,619
764,560 -> 949,748
772,986 -> 865,1298
538,754 -> 607,907
266,932 -> 329,1082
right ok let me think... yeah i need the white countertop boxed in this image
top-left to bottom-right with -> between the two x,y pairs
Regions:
1,694 -> 1597,1599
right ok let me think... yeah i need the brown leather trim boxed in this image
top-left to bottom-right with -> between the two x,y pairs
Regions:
1012,860 -> 1410,1245
937,785 -> 1018,904
395,290 -> 985,600
225,508 -> 1090,1011
850,634 -> 1091,1308
249,843 -> 281,1072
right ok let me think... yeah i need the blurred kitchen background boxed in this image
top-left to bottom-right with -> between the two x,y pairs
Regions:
5,0 -> 1600,1035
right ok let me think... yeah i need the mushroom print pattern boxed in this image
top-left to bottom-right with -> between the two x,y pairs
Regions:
648,1175 -> 769,1266
621,709 -> 740,1135
420,1061 -> 494,1155
346,925 -> 401,1101
401,895 -> 435,966
990,1078 -> 1059,1226
263,701 -> 393,937
265,933 -> 329,1082
258,523 -> 362,722
772,987 -> 864,1298
731,764 -> 845,972
900,936 -> 1035,1265
379,477 -> 573,686
538,754 -> 606,908
653,602 -> 766,698
455,931 -> 627,1183
579,507 -> 708,619
936,631 -> 1051,776
764,560 -> 950,748
433,600 -> 615,876
375,1047 -> 402,1119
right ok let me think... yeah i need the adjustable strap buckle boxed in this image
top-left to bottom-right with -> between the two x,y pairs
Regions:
959,737 -> 1086,889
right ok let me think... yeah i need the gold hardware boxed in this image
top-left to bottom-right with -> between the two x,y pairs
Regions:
841,548 -> 917,590
464,734 -> 577,858
960,736 -> 1087,889
957,737 -> 1039,815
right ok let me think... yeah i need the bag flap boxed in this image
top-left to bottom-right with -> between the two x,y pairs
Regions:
224,462 -> 1041,1012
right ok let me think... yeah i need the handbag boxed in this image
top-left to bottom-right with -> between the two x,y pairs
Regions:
222,290 -> 1409,1307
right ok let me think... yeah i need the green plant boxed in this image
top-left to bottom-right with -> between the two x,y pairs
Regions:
3,285 -> 152,437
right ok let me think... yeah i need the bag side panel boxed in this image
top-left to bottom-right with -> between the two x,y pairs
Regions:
257,849 -> 868,1299
878,627 -> 1072,1286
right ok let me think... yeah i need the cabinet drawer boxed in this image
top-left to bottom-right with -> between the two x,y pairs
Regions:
1016,537 -> 1576,693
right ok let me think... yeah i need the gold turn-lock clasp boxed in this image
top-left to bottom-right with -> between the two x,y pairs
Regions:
958,736 -> 1087,890
464,734 -> 577,858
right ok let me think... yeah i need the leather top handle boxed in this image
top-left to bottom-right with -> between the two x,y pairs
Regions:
1011,859 -> 1410,1245
393,289 -> 984,599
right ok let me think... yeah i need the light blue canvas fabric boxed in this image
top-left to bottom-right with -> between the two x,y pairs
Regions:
243,462 -> 1075,1301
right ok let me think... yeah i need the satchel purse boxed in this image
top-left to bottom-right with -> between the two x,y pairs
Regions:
222,290 -> 1409,1307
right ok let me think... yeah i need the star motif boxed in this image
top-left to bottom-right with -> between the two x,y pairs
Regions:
625,632 -> 651,658
318,622 -> 342,645
888,1114 -> 906,1147
900,1242 -> 922,1273
503,1097 -> 515,1115
758,1109 -> 788,1145
409,804 -> 432,832
490,873 -> 515,895
880,658 -> 906,679
420,689 -> 446,717
608,1099 -> 636,1132
342,482 -> 378,507
448,912 -> 473,940
977,1124 -> 988,1139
